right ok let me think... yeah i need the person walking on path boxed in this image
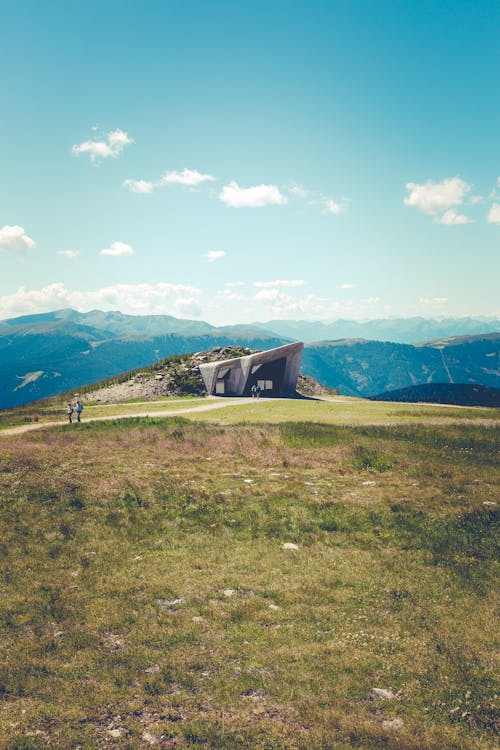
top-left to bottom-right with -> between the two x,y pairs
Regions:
75,400 -> 83,422
67,403 -> 74,423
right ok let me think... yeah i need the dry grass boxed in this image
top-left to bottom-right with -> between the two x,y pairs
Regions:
0,408 -> 498,749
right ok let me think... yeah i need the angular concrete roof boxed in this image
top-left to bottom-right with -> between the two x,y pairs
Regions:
199,342 -> 303,397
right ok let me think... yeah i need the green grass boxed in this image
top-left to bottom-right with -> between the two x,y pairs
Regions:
0,406 -> 498,748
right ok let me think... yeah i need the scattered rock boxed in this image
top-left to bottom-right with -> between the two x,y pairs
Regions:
107,728 -> 123,738
382,717 -> 404,731
53,630 -> 64,638
282,543 -> 299,550
269,604 -> 280,610
144,664 -> 160,674
371,688 -> 396,700
192,616 -> 206,623
142,731 -> 159,745
157,597 -> 183,608
483,501 -> 496,506
224,589 -> 237,597
362,481 -> 376,486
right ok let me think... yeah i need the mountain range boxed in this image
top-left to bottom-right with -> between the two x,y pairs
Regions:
0,309 -> 498,408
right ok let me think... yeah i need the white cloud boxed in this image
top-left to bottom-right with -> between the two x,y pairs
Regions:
252,287 -> 354,318
122,178 -> 155,194
289,184 -> 309,198
322,197 -> 350,215
254,288 -> 295,306
204,250 -> 226,262
404,177 -> 470,215
219,181 -> 287,208
0,282 -> 203,320
420,297 -> 448,305
253,279 -> 305,288
336,283 -> 357,290
217,289 -> 246,302
433,209 -> 473,225
57,250 -> 79,259
487,203 -> 500,224
72,128 -> 133,163
0,225 -> 35,253
100,241 -> 135,257
160,168 -> 215,187
225,281 -> 245,287
469,195 -> 483,205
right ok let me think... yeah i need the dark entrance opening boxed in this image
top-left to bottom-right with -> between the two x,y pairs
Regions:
245,357 -> 287,397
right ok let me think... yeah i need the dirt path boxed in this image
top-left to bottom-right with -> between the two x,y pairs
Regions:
0,398 -> 257,437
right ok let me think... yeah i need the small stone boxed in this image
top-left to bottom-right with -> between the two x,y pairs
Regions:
372,688 -> 395,700
142,731 -> 159,745
192,616 -> 206,623
157,597 -> 183,608
224,589 -> 236,597
107,728 -> 123,738
53,630 -> 64,638
269,604 -> 280,610
282,543 -> 299,550
382,717 -> 404,731
144,664 -> 160,674
483,501 -> 496,506
362,481 -> 376,486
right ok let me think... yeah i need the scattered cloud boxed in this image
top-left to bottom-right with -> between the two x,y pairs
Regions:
225,281 -> 245,287
253,279 -> 305,288
219,181 -> 287,208
0,225 -> 35,253
487,203 -> 500,224
336,283 -> 357,290
72,128 -> 133,163
434,209 -> 473,225
289,184 -> 309,198
122,178 -> 155,194
100,241 -> 135,257
252,287 -> 354,318
420,297 -> 448,305
204,250 -> 226,262
469,195 -> 483,205
57,250 -> 79,259
322,197 -> 350,215
123,168 -> 215,194
217,289 -> 246,302
160,169 -> 216,187
0,282 -> 203,319
404,176 -> 470,215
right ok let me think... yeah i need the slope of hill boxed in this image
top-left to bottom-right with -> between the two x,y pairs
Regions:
302,334 -> 500,397
0,323 -> 287,409
371,382 -> 500,407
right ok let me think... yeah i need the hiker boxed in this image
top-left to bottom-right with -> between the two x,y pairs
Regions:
75,400 -> 83,422
67,403 -> 74,423
255,384 -> 262,399
251,384 -> 257,398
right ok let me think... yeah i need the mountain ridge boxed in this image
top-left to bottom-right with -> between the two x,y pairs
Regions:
1,309 -> 499,409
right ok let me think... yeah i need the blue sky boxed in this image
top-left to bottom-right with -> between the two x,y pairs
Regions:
1,0 -> 498,324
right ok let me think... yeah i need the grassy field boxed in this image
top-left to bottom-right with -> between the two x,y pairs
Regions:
0,399 -> 498,749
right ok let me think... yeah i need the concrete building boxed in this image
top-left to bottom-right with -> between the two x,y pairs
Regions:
199,342 -> 304,397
